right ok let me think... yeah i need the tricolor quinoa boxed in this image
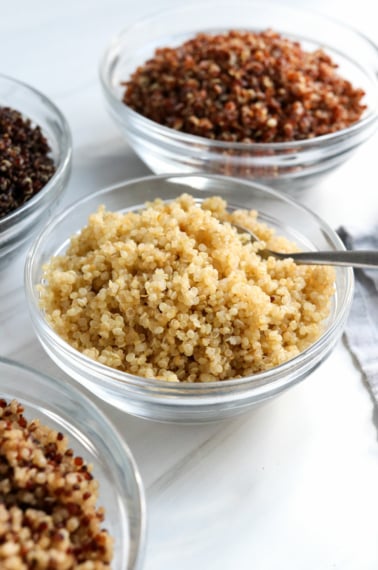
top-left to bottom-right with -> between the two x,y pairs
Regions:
0,399 -> 113,569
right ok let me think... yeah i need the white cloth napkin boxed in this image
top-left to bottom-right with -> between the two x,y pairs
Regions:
337,226 -> 378,405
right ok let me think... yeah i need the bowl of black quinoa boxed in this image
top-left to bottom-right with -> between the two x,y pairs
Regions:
100,0 -> 378,192
0,74 -> 72,266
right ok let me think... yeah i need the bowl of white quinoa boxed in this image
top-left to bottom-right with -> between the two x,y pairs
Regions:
0,357 -> 146,569
25,174 -> 353,422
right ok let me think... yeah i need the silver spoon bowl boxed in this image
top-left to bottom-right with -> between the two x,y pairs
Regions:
233,224 -> 378,269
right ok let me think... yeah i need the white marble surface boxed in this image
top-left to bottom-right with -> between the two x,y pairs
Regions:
1,1 -> 378,568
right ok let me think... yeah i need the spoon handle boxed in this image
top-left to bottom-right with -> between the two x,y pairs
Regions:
275,250 -> 378,268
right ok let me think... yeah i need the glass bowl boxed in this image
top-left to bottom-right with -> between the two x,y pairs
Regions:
0,74 -> 72,267
99,0 -> 378,192
25,173 -> 354,423
0,356 -> 146,569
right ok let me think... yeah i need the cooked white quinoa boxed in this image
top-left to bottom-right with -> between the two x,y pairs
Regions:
39,194 -> 335,382
0,399 -> 113,569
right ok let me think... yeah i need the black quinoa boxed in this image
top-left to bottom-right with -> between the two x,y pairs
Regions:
0,106 -> 56,220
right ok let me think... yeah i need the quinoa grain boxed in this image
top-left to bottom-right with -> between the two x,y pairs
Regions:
0,399 -> 113,569
0,107 -> 56,219
39,194 -> 335,382
123,29 -> 365,143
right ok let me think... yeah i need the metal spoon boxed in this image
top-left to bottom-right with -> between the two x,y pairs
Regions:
232,224 -> 378,269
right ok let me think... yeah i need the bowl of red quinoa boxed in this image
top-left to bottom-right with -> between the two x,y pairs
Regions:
99,1 -> 378,191
0,74 -> 72,266
25,173 -> 354,423
0,357 -> 146,569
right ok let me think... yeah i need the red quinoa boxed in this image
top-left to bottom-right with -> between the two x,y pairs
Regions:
122,29 -> 366,143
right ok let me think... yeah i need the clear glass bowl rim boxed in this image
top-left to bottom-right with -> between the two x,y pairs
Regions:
25,173 -> 354,400
0,73 -> 72,229
99,0 -> 378,152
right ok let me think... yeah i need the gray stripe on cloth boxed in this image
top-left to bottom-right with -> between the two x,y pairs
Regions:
337,226 -> 378,405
